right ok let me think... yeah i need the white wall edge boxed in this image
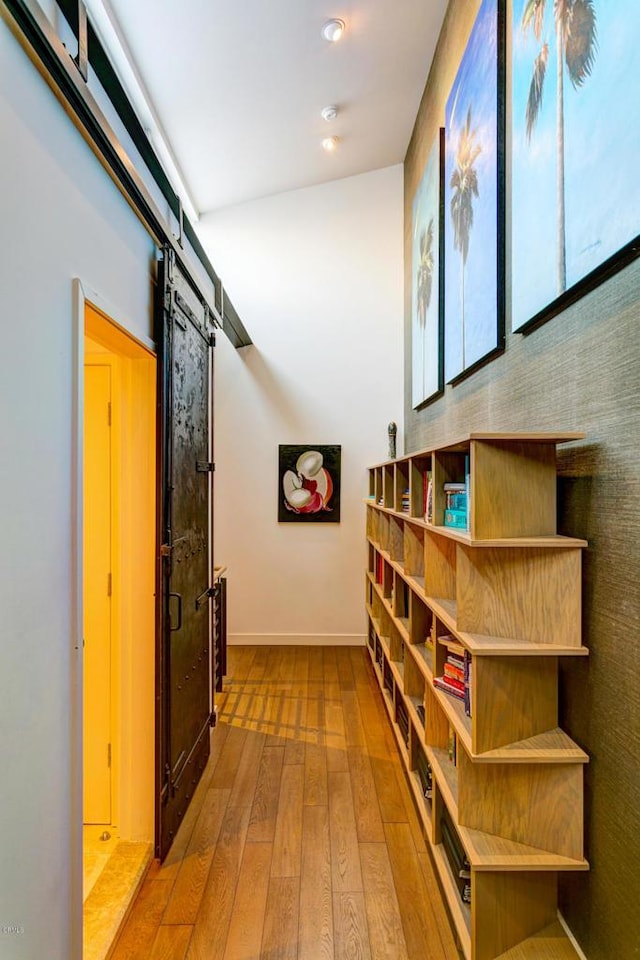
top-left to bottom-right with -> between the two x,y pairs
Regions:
557,912 -> 588,960
81,279 -> 156,353
228,633 -> 366,647
70,279 -> 84,960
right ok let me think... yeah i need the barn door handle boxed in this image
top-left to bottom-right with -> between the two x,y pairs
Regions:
169,592 -> 183,632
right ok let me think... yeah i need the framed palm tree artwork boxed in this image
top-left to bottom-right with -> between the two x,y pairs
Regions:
444,0 -> 506,384
512,0 -> 640,333
411,130 -> 444,408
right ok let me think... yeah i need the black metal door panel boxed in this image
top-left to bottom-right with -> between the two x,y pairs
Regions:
156,248 -> 214,859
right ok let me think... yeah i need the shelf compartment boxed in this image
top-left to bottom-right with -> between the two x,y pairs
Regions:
470,439 -> 557,540
493,919 -> 583,959
425,528 -> 457,599
426,594 -> 588,658
394,459 -> 410,514
473,872 -> 559,960
457,751 -> 585,862
428,744 -> 459,815
432,784 -> 472,955
456,545 -> 583,649
431,843 -> 472,959
432,447 -> 469,531
388,513 -> 405,564
382,462 -> 394,509
404,522 -> 425,580
409,454 -> 432,520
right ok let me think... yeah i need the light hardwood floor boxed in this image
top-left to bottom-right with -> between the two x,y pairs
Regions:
111,645 -> 461,960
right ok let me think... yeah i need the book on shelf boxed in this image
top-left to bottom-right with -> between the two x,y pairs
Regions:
463,651 -> 472,718
444,507 -> 467,529
447,725 -> 457,765
435,639 -> 467,705
416,749 -> 432,800
423,470 -> 433,523
401,487 -> 410,513
434,675 -> 465,702
440,808 -> 471,904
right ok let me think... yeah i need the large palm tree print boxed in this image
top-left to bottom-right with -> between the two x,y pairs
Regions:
450,107 -> 481,371
521,0 -> 597,294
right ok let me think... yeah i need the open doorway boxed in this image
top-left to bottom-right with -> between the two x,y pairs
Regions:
82,302 -> 156,960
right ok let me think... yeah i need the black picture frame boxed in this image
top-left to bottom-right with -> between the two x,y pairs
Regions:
278,445 -> 341,523
443,0 -> 506,385
511,1 -> 640,334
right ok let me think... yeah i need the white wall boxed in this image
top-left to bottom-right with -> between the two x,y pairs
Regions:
0,21 -> 154,960
198,166 -> 404,645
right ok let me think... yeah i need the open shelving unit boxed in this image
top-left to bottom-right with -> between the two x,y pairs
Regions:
365,433 -> 589,960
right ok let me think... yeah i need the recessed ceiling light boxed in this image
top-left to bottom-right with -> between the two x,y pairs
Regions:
321,18 -> 345,43
322,136 -> 339,152
321,105 -> 338,122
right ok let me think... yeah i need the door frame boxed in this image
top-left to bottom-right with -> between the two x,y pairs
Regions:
71,278 -> 157,951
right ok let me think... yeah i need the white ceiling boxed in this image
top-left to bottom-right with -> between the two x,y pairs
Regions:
102,0 -> 448,216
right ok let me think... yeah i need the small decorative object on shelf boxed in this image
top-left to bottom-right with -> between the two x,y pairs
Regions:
388,421 -> 397,460
364,431 -> 589,960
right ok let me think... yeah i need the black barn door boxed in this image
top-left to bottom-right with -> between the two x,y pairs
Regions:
156,246 -> 215,859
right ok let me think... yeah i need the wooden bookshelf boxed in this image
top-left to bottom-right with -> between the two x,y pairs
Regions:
365,433 -> 588,960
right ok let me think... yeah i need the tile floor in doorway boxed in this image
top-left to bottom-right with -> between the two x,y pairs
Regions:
83,825 -> 152,960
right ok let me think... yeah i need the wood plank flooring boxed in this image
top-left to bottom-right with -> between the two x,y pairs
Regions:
111,645 -> 461,960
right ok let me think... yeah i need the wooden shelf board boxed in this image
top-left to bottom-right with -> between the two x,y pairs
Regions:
405,641 -> 433,683
396,617 -> 410,643
406,695 -> 425,736
431,525 -> 587,549
390,658 -> 404,687
460,631 -> 589,657
366,432 -> 585,471
431,681 -> 473,755
471,728 -> 589,764
426,597 -> 589,658
494,920 -> 583,959
445,431 -> 586,449
428,745 -> 459,814
366,503 -> 587,548
459,825 -> 589,872
427,596 -> 458,632
431,843 -> 472,959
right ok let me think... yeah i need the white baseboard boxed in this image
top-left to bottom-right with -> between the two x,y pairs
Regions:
557,913 -> 588,960
228,633 -> 366,647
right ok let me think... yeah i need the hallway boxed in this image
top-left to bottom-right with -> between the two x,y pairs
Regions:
111,645 -> 460,959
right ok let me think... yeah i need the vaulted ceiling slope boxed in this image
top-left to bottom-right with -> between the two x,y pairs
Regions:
103,0 -> 449,215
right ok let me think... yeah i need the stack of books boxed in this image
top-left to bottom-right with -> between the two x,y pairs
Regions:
434,639 -> 473,718
401,487 -> 410,513
443,482 -> 467,528
441,806 -> 471,905
434,637 -> 466,703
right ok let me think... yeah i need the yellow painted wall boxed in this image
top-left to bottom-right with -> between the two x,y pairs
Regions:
85,305 -> 156,842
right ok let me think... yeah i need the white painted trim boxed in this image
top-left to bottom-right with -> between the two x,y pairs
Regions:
557,912 -> 588,960
228,633 -> 366,647
80,280 -> 156,353
70,279 -> 84,960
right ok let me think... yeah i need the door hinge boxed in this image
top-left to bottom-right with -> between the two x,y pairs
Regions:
107,572 -> 112,597
107,743 -> 112,768
160,543 -> 172,557
196,461 -> 215,473
107,401 -> 112,426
